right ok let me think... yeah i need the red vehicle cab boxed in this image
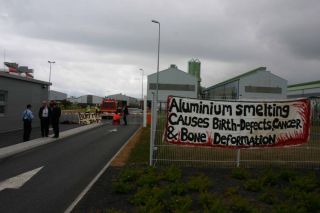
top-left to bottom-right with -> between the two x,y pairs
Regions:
100,98 -> 117,118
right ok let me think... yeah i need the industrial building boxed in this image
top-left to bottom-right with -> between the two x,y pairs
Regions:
287,80 -> 320,98
188,59 -> 202,96
106,93 -> 139,107
147,63 -> 199,102
74,95 -> 103,105
49,90 -> 67,101
0,71 -> 51,133
203,67 -> 287,100
66,96 -> 78,103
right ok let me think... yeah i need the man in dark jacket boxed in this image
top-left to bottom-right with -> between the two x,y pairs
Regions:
122,104 -> 129,125
51,101 -> 61,138
39,101 -> 51,137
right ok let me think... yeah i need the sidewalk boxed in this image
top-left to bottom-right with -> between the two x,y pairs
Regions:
0,123 -> 104,160
0,123 -> 82,148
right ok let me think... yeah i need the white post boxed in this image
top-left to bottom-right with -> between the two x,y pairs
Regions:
149,93 -> 155,166
143,95 -> 147,128
236,149 -> 241,167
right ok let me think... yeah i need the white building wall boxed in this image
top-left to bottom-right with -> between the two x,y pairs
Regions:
49,90 -> 67,101
288,88 -> 320,97
78,96 -> 88,103
238,70 -> 287,100
107,93 -> 140,107
107,94 -> 130,105
91,95 -> 103,104
67,97 -> 78,103
147,68 -> 198,102
287,90 -> 303,96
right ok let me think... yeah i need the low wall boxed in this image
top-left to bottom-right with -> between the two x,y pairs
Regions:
61,112 -> 101,125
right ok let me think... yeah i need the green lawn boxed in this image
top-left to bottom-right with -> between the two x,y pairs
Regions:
126,127 -> 150,165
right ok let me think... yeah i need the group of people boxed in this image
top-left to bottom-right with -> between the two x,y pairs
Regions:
112,105 -> 129,126
22,101 -> 61,142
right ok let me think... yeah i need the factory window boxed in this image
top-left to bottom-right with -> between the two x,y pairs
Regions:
0,90 -> 8,115
245,86 -> 282,94
149,83 -> 195,91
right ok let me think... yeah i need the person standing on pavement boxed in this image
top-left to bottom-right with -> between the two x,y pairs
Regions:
95,104 -> 100,114
38,101 -> 51,137
112,110 -> 121,125
122,104 -> 129,125
51,101 -> 61,138
22,104 -> 34,141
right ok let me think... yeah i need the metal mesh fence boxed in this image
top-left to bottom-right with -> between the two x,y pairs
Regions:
151,97 -> 320,168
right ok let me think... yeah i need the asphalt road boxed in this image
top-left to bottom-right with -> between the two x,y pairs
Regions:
0,114 -> 141,213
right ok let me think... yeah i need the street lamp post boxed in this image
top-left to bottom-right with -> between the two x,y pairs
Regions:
151,19 -> 160,103
150,19 -> 160,166
48,60 -> 55,87
139,68 -> 144,109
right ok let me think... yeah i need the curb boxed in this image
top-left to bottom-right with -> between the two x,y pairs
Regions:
0,123 -> 104,160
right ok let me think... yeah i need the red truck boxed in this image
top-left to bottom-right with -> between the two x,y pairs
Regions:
100,98 -> 126,118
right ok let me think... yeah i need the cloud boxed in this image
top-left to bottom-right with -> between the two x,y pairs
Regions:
0,0 -> 319,98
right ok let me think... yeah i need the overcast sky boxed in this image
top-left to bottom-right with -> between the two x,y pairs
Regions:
0,0 -> 319,98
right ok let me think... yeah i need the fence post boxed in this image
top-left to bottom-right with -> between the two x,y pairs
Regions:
150,93 -> 156,166
236,149 -> 241,167
143,95 -> 147,128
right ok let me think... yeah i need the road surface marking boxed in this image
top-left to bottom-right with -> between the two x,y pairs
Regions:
108,128 -> 118,132
0,167 -> 43,191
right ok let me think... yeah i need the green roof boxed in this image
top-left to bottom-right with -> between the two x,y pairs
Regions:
204,67 -> 267,91
288,80 -> 320,91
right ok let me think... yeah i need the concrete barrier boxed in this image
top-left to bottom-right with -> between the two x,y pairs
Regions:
78,113 -> 102,125
61,112 -> 101,125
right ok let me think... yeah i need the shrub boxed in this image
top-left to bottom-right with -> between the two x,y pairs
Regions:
130,186 -> 170,207
231,168 -> 250,180
112,180 -> 133,194
135,198 -> 164,213
168,195 -> 193,213
136,167 -> 160,187
106,209 -> 127,213
187,173 -> 212,192
224,186 -> 239,197
282,187 -> 302,200
299,192 -> 320,212
258,190 -> 277,205
118,167 -> 142,183
130,186 -> 153,206
229,195 -> 257,213
278,169 -> 297,182
261,170 -> 278,187
199,192 -> 228,213
161,166 -> 182,182
168,182 -> 187,195
244,179 -> 263,192
273,202 -> 307,213
290,175 -> 318,192
281,188 -> 320,212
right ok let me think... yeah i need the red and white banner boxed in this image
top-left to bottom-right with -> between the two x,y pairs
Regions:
165,96 -> 311,148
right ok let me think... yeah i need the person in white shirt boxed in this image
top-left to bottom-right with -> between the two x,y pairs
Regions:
22,104 -> 34,141
38,101 -> 51,137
